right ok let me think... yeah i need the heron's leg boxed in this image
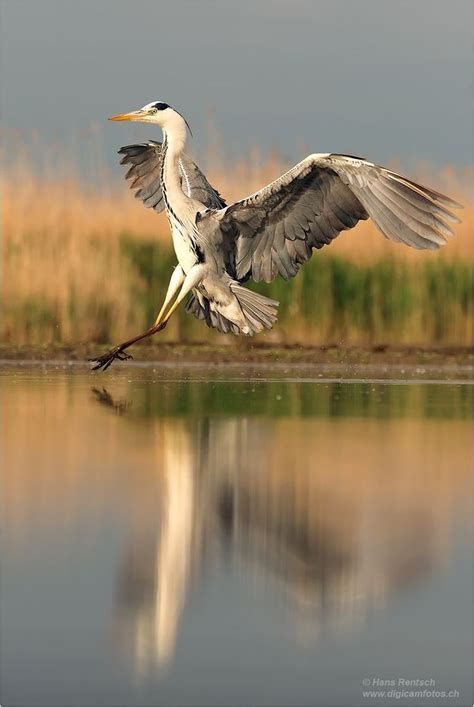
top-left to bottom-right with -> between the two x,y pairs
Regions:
154,265 -> 185,326
158,264 -> 206,327
90,265 -> 204,371
90,324 -> 163,371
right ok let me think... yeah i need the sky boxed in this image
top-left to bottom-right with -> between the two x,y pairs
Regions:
2,0 -> 473,173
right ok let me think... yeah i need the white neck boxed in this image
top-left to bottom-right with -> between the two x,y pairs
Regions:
164,117 -> 187,156
162,117 -> 188,200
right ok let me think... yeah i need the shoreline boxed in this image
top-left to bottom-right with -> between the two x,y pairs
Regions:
1,343 -> 472,369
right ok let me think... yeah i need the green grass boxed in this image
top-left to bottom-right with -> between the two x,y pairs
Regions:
4,235 -> 472,346
120,237 -> 473,346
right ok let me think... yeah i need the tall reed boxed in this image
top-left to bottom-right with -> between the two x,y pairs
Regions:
2,129 -> 472,346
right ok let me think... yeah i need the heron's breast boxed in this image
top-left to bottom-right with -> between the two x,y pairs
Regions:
169,219 -> 198,273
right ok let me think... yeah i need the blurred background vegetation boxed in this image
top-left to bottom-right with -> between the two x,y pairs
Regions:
2,128 -> 472,348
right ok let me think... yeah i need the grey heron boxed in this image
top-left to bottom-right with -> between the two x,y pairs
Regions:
91,101 -> 462,371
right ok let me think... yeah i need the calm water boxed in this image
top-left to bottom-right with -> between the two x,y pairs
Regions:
1,365 -> 473,707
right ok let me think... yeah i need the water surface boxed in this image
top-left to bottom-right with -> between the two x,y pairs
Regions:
2,366 -> 472,707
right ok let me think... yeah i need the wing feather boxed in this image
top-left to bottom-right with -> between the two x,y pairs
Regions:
216,154 -> 461,283
370,182 -> 449,243
380,176 -> 461,223
118,141 -> 226,213
365,183 -> 450,249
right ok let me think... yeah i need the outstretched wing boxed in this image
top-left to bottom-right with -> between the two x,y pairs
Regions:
118,140 -> 226,212
217,154 -> 462,283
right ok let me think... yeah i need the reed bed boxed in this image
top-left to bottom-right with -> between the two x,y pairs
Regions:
2,130 -> 473,346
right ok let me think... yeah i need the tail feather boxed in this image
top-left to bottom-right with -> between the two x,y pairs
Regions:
230,283 -> 279,334
186,294 -> 241,334
186,286 -> 279,336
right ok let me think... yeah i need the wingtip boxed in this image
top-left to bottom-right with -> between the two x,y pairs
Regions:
387,172 -> 464,211
433,192 -> 464,210
447,197 -> 464,210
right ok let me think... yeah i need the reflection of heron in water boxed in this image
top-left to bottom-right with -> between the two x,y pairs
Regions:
92,389 -> 441,675
119,423 -> 196,669
91,387 -> 130,414
91,101 -> 461,370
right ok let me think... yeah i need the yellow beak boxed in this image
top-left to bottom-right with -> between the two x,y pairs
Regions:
108,111 -> 141,121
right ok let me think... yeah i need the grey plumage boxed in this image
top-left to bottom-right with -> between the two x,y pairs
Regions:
118,141 -> 226,212
118,130 -> 461,337
186,286 -> 278,335
216,154 -> 462,283
91,103 -> 463,371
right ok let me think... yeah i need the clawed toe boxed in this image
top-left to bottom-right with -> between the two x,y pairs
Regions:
116,350 -> 133,361
89,346 -> 133,372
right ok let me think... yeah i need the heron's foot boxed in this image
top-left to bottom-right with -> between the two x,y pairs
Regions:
89,346 -> 133,372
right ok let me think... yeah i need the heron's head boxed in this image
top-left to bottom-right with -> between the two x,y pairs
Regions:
109,101 -> 192,135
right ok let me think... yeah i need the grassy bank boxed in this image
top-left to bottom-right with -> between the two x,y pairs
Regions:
1,342 -> 473,371
2,134 -> 473,346
4,237 -> 472,347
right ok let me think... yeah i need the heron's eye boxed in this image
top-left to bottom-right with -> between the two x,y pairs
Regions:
153,102 -> 169,111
